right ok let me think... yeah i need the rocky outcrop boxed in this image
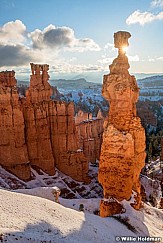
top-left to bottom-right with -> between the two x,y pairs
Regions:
49,101 -> 89,182
76,111 -> 104,163
0,71 -> 30,180
98,31 -> 146,217
0,64 -> 89,182
23,64 -> 55,175
100,198 -> 124,217
75,110 -> 92,124
24,63 -> 89,181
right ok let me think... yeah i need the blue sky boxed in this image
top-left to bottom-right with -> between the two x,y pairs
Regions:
0,0 -> 163,81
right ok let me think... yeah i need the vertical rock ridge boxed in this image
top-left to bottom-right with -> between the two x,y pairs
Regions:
23,64 -> 55,175
75,111 -> 104,163
98,31 -> 146,217
0,71 -> 30,180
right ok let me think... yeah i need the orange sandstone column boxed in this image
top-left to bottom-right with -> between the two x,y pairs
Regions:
98,31 -> 146,217
0,71 -> 30,180
24,63 -> 55,175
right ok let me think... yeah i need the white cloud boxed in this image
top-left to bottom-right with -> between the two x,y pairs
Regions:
30,25 -> 74,49
0,20 -> 26,45
52,63 -> 103,74
151,0 -> 163,8
0,20 -> 39,67
97,57 -> 113,64
128,55 -> 140,62
69,57 -> 77,62
148,58 -> 155,62
30,24 -> 100,52
97,54 -> 140,64
71,38 -> 101,52
0,20 -> 100,68
126,9 -> 163,25
157,56 -> 163,60
0,44 -> 41,67
104,42 -> 114,49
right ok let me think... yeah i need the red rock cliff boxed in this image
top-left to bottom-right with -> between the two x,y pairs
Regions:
75,110 -> 104,163
23,63 -> 89,181
23,63 -> 55,175
0,71 -> 30,180
98,31 -> 146,217
0,63 -> 88,182
49,101 -> 89,182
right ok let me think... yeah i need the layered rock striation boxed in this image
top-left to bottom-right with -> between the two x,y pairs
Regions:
0,64 -> 89,182
75,110 -> 104,163
0,71 -> 30,180
98,31 -> 146,217
23,64 -> 55,175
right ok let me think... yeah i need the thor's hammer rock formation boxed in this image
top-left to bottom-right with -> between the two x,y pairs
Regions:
98,31 -> 146,217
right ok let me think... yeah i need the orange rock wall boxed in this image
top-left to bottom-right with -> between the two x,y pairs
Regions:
0,71 -> 30,180
76,118 -> 104,163
0,65 -> 89,182
23,64 -> 55,176
75,110 -> 92,124
49,101 -> 88,181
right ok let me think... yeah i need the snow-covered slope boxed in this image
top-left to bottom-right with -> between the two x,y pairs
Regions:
0,188 -> 163,243
0,165 -> 103,199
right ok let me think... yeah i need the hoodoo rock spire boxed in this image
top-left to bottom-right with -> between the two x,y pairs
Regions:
98,31 -> 146,217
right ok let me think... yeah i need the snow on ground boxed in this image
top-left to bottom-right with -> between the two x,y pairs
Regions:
0,188 -> 163,243
140,158 -> 162,206
16,186 -> 101,214
140,175 -> 162,201
122,198 -> 163,239
0,165 -> 103,199
0,188 -> 135,243
147,159 -> 162,181
0,165 -> 163,242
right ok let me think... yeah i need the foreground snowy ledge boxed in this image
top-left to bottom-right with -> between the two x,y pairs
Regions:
0,188 -> 162,243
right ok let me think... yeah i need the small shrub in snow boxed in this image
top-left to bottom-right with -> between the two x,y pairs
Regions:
79,204 -> 84,212
93,209 -> 100,215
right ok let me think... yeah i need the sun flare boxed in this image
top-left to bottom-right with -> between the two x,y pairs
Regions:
122,46 -> 128,53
